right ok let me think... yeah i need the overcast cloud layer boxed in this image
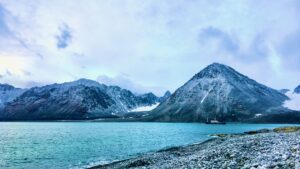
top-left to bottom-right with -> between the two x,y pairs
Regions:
0,0 -> 299,95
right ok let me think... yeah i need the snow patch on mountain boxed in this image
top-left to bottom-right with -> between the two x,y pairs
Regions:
130,103 -> 159,112
200,84 -> 216,104
284,91 -> 300,111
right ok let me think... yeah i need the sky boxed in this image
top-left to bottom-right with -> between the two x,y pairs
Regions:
0,0 -> 299,96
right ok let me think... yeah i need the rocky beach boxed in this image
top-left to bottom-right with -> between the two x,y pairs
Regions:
90,127 -> 300,169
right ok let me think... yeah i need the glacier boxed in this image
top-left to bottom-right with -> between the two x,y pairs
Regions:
284,91 -> 300,111
129,103 -> 160,112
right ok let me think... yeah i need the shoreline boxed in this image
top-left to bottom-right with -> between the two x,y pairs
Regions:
1,119 -> 300,124
89,126 -> 300,169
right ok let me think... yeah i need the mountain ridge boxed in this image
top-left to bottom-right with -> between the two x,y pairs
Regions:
0,63 -> 296,122
0,79 -> 169,120
147,63 -> 289,122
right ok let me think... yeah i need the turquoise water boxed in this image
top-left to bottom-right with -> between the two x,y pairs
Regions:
0,122 -> 297,169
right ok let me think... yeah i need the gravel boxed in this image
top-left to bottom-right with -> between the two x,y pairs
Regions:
89,129 -> 300,169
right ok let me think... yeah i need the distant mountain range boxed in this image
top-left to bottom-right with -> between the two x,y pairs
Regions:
146,63 -> 296,122
0,79 -> 169,120
0,63 -> 299,122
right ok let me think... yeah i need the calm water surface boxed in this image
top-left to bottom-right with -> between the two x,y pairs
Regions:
0,122 -> 298,169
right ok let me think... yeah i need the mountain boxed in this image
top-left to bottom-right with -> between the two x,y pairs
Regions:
279,89 -> 290,94
147,63 -> 289,122
0,79 -> 163,120
294,85 -> 300,94
138,92 -> 159,105
159,91 -> 171,102
137,91 -> 172,105
0,84 -> 26,108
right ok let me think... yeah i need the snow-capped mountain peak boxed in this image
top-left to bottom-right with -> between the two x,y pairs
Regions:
149,63 -> 288,122
64,78 -> 106,88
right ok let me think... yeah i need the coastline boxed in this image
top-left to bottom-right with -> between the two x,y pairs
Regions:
89,126 -> 300,169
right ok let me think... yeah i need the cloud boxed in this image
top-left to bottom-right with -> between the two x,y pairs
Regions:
5,70 -> 12,76
0,4 -> 10,35
284,91 -> 300,111
24,81 -> 46,88
97,74 -> 167,96
0,0 -> 299,92
56,24 -> 72,49
198,27 -> 239,54
22,70 -> 31,76
277,29 -> 300,71
0,3 -> 44,59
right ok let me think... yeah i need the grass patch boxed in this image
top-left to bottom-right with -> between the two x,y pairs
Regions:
273,126 -> 300,133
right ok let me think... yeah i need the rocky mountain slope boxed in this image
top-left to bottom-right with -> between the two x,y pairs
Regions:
137,91 -> 171,105
0,79 -> 168,120
159,91 -> 171,102
0,84 -> 26,108
147,63 -> 289,122
138,92 -> 159,105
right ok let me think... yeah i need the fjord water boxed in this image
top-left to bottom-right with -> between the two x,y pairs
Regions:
0,122 -> 297,169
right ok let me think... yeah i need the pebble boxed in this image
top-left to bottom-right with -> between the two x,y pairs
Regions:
91,130 -> 300,169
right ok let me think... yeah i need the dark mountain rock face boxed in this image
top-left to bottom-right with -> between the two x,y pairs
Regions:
105,85 -> 141,110
148,63 -> 289,122
245,109 -> 300,124
0,84 -> 16,91
294,85 -> 300,94
138,92 -> 159,105
0,79 -> 163,120
159,91 -> 171,102
137,91 -> 172,105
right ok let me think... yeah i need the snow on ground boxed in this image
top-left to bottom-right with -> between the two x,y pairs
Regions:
130,103 -> 160,112
284,91 -> 300,111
